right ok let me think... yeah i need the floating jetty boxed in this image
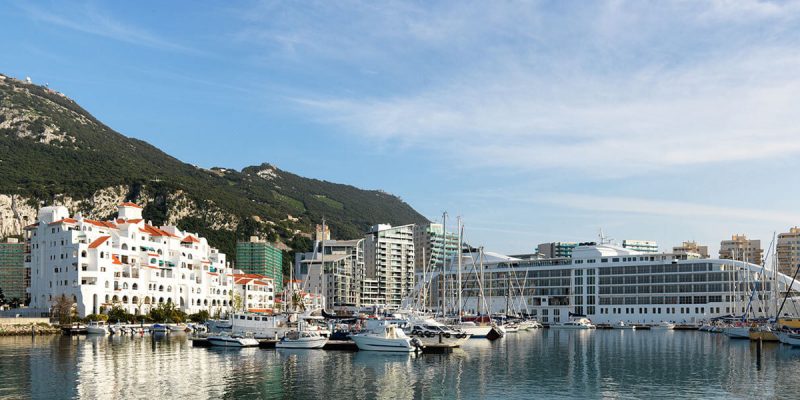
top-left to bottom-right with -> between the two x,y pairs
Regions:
192,337 -> 457,353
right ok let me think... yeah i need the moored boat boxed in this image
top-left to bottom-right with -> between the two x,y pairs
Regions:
86,321 -> 109,335
748,325 -> 779,342
351,322 -> 420,352
551,318 -> 596,330
276,324 -> 329,349
207,333 -> 259,347
612,321 -> 636,330
722,325 -> 751,339
650,321 -> 675,330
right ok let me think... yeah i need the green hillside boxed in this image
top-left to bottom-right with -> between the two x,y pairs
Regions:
0,74 -> 428,264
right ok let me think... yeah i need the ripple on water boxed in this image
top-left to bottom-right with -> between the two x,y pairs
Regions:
1,330 -> 799,399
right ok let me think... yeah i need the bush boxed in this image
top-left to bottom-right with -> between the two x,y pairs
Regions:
148,302 -> 186,323
188,310 -> 210,323
107,306 -> 134,323
84,314 -> 109,322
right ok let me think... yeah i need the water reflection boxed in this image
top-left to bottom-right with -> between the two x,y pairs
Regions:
3,330 -> 800,399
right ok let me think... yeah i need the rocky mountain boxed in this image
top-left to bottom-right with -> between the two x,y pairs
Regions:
0,73 -> 428,264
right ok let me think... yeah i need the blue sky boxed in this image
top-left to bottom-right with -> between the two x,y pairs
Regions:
3,0 -> 800,256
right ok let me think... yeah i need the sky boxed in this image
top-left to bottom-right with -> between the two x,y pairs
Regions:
2,0 -> 800,256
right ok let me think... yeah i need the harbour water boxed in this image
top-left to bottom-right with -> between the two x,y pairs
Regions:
1,330 -> 797,399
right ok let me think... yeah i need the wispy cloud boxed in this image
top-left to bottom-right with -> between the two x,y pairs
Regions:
234,1 -> 800,177
16,2 -> 201,55
536,193 -> 800,225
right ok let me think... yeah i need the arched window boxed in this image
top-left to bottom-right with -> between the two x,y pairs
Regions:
112,295 -> 119,303
223,290 -> 227,296
167,286 -> 172,292
150,258 -> 156,264
123,282 -> 128,290
131,296 -> 139,304
223,300 -> 228,306
132,283 -> 138,290
157,249 -> 162,255
104,281 -> 109,289
167,298 -> 173,304
105,295 -> 110,302
122,296 -> 129,304
100,252 -> 104,259
121,243 -> 128,250
81,250 -> 87,257
158,285 -> 164,292
188,254 -> 193,260
158,297 -> 164,304
203,299 -> 208,306
144,297 -> 151,304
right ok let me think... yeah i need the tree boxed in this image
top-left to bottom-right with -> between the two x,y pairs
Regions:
0,287 -> 6,306
291,292 -> 306,313
52,295 -> 76,325
107,305 -> 131,323
231,291 -> 243,313
188,310 -> 209,323
148,302 -> 186,323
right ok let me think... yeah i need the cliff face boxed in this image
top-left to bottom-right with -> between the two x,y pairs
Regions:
0,74 -> 428,258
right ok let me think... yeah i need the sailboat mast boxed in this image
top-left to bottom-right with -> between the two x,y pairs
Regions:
457,216 -> 463,321
320,217 -> 326,311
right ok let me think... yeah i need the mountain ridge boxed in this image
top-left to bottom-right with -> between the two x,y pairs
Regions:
0,73 -> 428,267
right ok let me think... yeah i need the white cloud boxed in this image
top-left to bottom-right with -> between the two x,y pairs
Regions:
233,1 -> 800,176
537,193 -> 800,224
16,2 -> 200,54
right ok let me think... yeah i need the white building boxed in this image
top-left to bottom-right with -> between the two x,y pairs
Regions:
364,224 -> 415,309
26,203 -> 235,317
232,273 -> 275,313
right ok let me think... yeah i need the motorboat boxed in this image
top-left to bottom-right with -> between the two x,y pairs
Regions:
405,319 -> 471,347
650,321 -> 675,330
612,321 -> 636,330
207,333 -> 259,347
504,324 -> 519,333
167,324 -> 189,333
518,320 -> 543,330
351,321 -> 420,352
276,330 -> 328,349
551,318 -> 596,330
151,324 -> 169,333
86,321 -> 109,335
454,321 -> 493,339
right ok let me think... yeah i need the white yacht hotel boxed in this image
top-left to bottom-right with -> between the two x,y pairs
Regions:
431,242 -> 800,325
26,203 -> 237,317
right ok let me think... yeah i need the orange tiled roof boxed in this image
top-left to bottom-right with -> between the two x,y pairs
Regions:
88,236 -> 110,249
116,218 -> 143,224
84,219 -> 118,229
48,218 -> 78,226
139,224 -> 177,237
181,235 -> 201,243
119,202 -> 143,209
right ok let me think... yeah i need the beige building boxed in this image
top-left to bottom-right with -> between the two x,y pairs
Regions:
777,227 -> 800,276
672,241 -> 709,259
719,235 -> 762,265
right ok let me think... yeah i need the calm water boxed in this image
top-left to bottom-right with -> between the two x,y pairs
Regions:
0,330 -> 796,399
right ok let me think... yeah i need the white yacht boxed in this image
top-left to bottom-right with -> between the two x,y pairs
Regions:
612,321 -> 636,330
276,330 -> 328,349
405,318 -> 471,346
650,321 -> 675,330
207,333 -> 259,347
551,317 -> 596,330
351,321 -> 420,352
86,321 -> 109,335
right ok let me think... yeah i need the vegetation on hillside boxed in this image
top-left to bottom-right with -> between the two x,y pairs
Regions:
0,74 -> 428,268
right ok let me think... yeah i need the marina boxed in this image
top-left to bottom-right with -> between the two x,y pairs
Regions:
3,327 -> 799,399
